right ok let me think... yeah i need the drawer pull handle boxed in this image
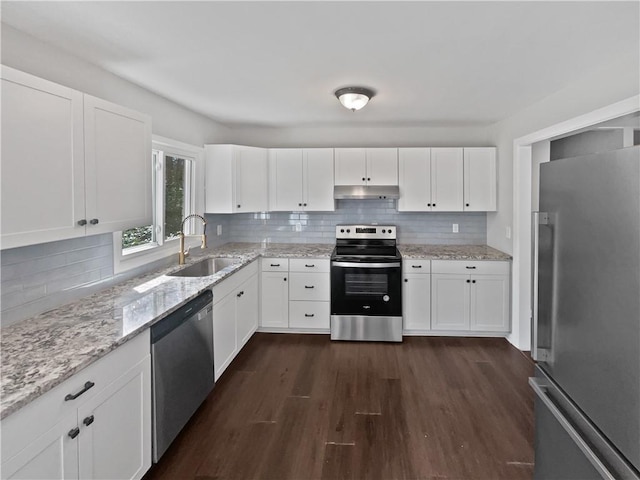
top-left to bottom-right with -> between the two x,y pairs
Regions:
305,314 -> 315,317
270,263 -> 281,267
65,381 -> 95,401
411,265 -> 422,269
305,264 -> 315,268
304,285 -> 315,289
68,427 -> 80,439
465,266 -> 477,269
83,415 -> 95,427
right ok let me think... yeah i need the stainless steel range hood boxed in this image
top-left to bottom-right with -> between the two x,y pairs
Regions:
333,185 -> 400,200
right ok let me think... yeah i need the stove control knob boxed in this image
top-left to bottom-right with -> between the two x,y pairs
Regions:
388,229 -> 392,234
383,295 -> 390,302
340,229 -> 345,233
382,229 -> 386,233
347,229 -> 351,233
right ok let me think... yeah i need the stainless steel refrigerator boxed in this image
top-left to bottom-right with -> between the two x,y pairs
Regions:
531,145 -> 640,479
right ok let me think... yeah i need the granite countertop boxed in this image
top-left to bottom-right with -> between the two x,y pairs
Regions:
0,241 -> 508,420
0,242 -> 333,420
399,244 -> 512,260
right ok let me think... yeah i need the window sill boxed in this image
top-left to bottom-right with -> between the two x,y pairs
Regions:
113,233 -> 202,274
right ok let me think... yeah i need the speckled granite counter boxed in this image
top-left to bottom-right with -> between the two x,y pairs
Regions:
399,244 -> 511,260
0,242 -> 333,420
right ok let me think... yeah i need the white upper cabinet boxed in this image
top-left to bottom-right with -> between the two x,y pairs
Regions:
204,145 -> 269,213
431,148 -> 464,212
83,95 -> 152,234
398,148 -> 431,211
1,66 -> 86,249
1,66 -> 152,250
334,148 -> 398,186
269,148 -> 334,212
463,147 -> 496,211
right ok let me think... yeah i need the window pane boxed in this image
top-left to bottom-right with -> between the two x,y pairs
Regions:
122,225 -> 154,249
164,155 -> 187,240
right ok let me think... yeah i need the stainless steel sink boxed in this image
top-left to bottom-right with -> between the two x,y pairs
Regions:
168,258 -> 239,277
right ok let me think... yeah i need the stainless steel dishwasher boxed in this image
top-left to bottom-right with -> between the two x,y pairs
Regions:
151,290 -> 214,462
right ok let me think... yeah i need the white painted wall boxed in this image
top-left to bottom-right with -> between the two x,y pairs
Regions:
488,49 -> 640,350
1,24 -> 231,147
225,124 -> 492,148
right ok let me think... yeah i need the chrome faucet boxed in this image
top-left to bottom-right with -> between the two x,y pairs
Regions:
179,214 -> 207,265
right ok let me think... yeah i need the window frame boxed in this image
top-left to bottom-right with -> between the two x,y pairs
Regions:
113,135 -> 205,274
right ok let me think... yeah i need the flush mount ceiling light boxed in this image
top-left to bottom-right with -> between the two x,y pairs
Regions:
334,87 -> 375,112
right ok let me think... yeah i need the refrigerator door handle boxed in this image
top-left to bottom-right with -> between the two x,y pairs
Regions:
531,212 -> 550,361
529,377 -> 617,480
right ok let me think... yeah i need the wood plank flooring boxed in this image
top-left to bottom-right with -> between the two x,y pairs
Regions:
144,334 -> 535,480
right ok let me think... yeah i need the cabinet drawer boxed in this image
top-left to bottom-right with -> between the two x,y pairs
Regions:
261,258 -> 289,272
289,301 -> 330,329
431,260 -> 510,275
1,330 -> 150,462
289,258 -> 330,273
289,273 -> 330,301
403,259 -> 431,273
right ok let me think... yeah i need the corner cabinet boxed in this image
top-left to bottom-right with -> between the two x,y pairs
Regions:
204,145 -> 268,213
431,260 -> 510,333
0,331 -> 151,480
0,66 -> 152,250
269,149 -> 335,211
334,148 -> 398,186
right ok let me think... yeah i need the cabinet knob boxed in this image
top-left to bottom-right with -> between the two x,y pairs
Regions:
433,203 -> 436,207
89,218 -> 99,225
303,203 -> 307,206
237,204 -> 241,208
68,427 -> 80,439
466,203 -> 470,207
472,280 -> 476,284
362,177 -> 366,181
83,415 -> 95,427
299,203 -> 302,206
404,279 -> 408,282
466,279 -> 471,283
284,277 -> 287,282
77,219 -> 87,226
427,203 -> 431,207
367,177 -> 371,181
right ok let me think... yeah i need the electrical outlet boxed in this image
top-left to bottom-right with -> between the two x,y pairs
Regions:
295,222 -> 302,232
506,226 -> 512,239
452,223 -> 459,233
216,225 -> 222,236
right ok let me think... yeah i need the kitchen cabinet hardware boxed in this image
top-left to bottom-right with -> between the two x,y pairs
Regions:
305,264 -> 315,267
77,219 -> 87,226
303,203 -> 307,206
362,177 -> 365,181
65,381 -> 95,401
83,415 -> 95,427
237,204 -> 241,208
89,218 -> 99,225
298,203 -> 302,206
367,177 -> 371,181
466,279 -> 471,283
427,203 -> 432,207
304,313 -> 315,317
411,265 -> 422,269
466,203 -> 470,207
466,266 -> 477,269
68,427 -> 80,439
404,278 -> 408,282
472,280 -> 476,283
237,291 -> 244,297
270,263 -> 281,267
304,285 -> 315,289
284,277 -> 287,281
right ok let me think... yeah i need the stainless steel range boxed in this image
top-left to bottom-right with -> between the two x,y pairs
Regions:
330,225 -> 402,342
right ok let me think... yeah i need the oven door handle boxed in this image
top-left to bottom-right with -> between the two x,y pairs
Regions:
332,262 -> 402,268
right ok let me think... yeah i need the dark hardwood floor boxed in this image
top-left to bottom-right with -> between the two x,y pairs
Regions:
145,334 -> 535,480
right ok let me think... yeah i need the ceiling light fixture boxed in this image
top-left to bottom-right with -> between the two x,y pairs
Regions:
334,86 -> 375,112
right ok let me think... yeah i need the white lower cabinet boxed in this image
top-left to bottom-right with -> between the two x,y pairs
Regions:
402,260 -> 432,331
1,331 -> 151,480
431,261 -> 510,333
260,258 -> 290,328
212,260 -> 259,381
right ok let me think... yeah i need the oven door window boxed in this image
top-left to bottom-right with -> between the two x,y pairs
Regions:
344,273 -> 388,296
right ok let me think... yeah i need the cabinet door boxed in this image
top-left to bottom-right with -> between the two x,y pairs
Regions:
236,274 -> 259,348
1,66 -> 86,249
83,95 -> 152,234
260,272 -> 289,328
269,149 -> 303,211
403,274 -> 431,331
236,146 -> 268,212
464,147 -> 496,211
77,356 -> 151,480
398,148 -> 431,211
334,148 -> 366,185
1,411 -> 79,480
469,275 -> 510,332
431,274 -> 470,330
303,149 -> 335,211
213,293 -> 238,381
431,148 -> 463,212
366,148 -> 398,185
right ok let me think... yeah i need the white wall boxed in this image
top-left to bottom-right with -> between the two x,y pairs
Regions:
225,124 -> 492,148
1,24 -> 231,147
488,49 -> 639,350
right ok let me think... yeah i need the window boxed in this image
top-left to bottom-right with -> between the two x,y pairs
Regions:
113,136 -> 203,273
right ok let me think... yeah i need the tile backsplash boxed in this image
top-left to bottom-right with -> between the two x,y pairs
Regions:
206,199 -> 486,245
2,200 -> 485,327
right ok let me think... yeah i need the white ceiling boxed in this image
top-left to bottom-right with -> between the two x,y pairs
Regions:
2,1 -> 638,128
